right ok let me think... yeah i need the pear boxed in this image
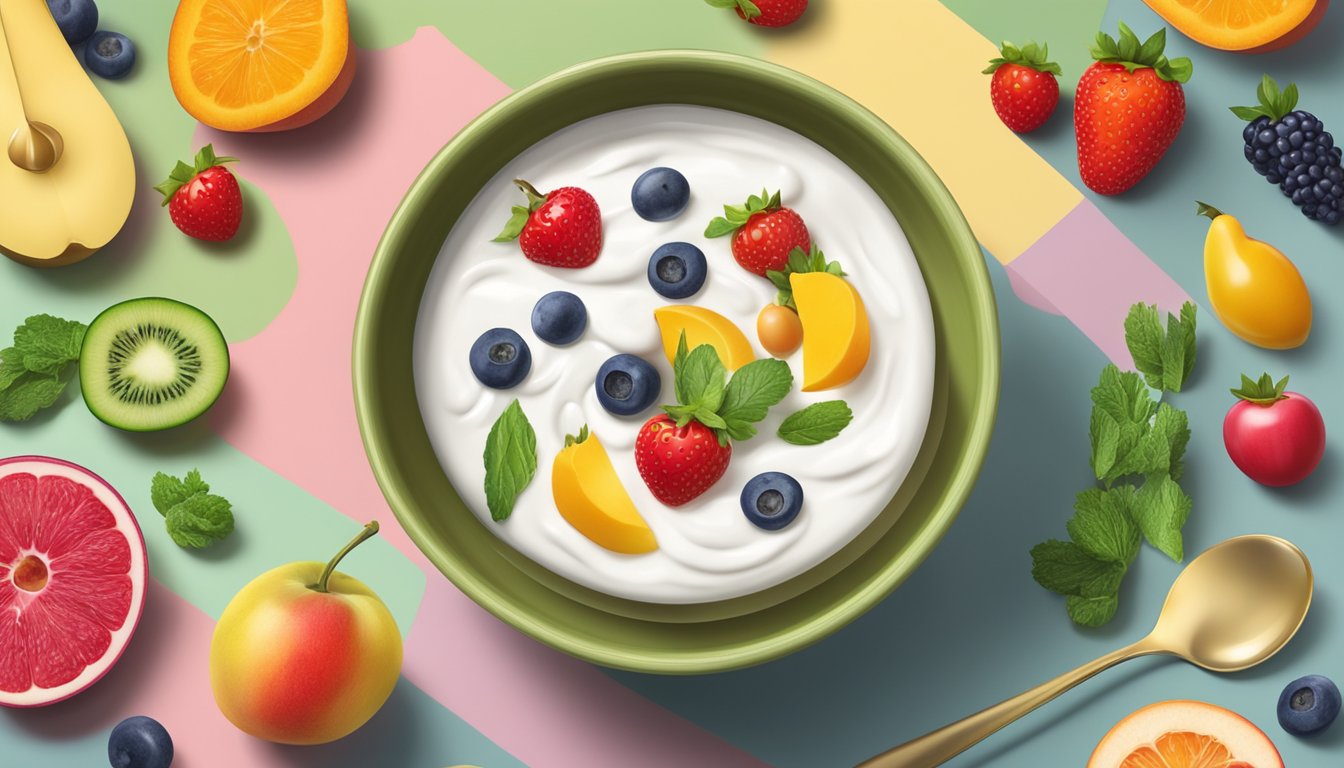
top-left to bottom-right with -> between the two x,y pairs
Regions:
0,0 -> 134,267
1198,202 -> 1311,349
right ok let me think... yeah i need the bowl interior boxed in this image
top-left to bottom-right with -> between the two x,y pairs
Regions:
354,51 -> 999,673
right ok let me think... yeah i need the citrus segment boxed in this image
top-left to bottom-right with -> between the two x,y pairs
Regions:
169,0 -> 353,131
1142,0 -> 1326,52
0,457 -> 147,708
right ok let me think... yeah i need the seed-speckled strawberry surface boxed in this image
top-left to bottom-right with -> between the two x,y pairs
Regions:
990,64 -> 1060,134
1075,62 -> 1186,196
635,415 -> 732,507
733,0 -> 807,27
519,186 -> 603,268
731,208 -> 811,276
168,166 -> 243,242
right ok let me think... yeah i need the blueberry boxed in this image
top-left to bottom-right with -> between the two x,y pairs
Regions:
469,328 -> 531,389
531,291 -> 587,346
631,167 -> 691,222
1278,675 -> 1341,736
646,242 -> 707,299
740,472 -> 803,531
108,716 -> 173,768
85,31 -> 135,80
47,0 -> 97,44
594,354 -> 660,416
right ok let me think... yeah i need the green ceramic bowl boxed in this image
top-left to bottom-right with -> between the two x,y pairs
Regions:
354,50 -> 999,674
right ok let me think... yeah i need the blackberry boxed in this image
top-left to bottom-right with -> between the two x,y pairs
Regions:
1234,75 -> 1344,225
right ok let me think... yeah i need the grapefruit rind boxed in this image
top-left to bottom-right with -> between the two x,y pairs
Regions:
0,456 -> 147,708
1088,700 -> 1284,768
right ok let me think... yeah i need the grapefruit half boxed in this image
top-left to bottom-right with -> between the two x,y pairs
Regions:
0,456 -> 147,707
1089,700 -> 1283,768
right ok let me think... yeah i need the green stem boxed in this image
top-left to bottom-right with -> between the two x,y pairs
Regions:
313,521 -> 379,593
1195,201 -> 1224,221
513,179 -> 547,208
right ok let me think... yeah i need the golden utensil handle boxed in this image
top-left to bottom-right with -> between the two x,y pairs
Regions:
857,642 -> 1156,768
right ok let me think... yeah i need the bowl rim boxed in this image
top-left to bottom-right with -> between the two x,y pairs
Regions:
354,49 -> 1000,673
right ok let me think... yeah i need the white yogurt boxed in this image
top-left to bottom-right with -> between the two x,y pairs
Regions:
414,105 -> 934,604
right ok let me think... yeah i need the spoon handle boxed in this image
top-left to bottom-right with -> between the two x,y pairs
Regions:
857,641 -> 1155,768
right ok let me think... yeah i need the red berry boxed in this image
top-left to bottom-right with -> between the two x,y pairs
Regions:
496,180 -> 602,268
706,190 -> 810,276
155,145 -> 243,242
731,0 -> 808,27
1074,26 -> 1191,195
634,415 -> 732,507
983,41 -> 1061,134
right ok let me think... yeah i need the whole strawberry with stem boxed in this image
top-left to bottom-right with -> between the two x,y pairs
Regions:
705,189 -> 811,276
494,179 -> 602,268
154,144 -> 242,242
1232,75 -> 1344,225
703,0 -> 807,27
636,332 -> 792,506
983,41 -> 1062,134
1075,23 -> 1192,195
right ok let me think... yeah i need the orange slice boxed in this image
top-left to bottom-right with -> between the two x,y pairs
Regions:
1090,701 -> 1282,768
168,0 -> 355,132
1142,0 -> 1327,52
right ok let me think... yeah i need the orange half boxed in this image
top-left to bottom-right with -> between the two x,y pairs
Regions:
1142,0 -> 1327,52
1089,701 -> 1283,768
168,0 -> 354,132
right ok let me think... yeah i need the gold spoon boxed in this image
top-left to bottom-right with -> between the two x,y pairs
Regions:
0,0 -> 63,172
859,535 -> 1313,768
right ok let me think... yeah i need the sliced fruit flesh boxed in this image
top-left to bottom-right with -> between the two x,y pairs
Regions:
80,298 -> 230,432
1147,0 -> 1317,48
1121,731 -> 1249,768
654,306 -> 755,371
552,435 -> 656,554
792,272 -> 871,391
0,459 -> 146,706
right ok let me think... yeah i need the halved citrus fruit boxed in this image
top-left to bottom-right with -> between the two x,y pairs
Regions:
168,0 -> 355,132
1142,0 -> 1328,52
0,456 -> 147,707
1089,700 -> 1283,768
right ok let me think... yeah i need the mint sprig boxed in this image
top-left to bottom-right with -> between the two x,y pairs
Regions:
1230,75 -> 1300,123
1031,301 -> 1198,627
150,469 -> 235,549
483,399 -> 538,521
664,331 -> 792,446
777,401 -> 853,445
983,41 -> 1062,76
0,314 -> 86,422
1090,22 -> 1192,84
153,144 -> 237,205
1124,301 -> 1196,393
704,189 -> 781,238
765,246 -> 846,310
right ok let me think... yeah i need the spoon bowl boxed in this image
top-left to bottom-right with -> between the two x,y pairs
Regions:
1149,534 -> 1312,672
7,120 -> 63,173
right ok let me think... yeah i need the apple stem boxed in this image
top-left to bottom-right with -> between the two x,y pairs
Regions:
314,521 -> 379,593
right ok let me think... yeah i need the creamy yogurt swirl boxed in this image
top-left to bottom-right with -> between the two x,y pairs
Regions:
414,105 -> 934,604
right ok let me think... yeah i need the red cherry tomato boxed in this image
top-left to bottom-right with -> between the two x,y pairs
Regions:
1223,381 -> 1325,487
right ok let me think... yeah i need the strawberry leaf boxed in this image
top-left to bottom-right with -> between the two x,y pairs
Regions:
1090,21 -> 1192,84
704,189 -> 785,238
770,245 -> 846,309
493,206 -> 531,242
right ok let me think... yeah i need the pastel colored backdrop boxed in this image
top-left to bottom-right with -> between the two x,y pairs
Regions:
3,0 -> 1341,766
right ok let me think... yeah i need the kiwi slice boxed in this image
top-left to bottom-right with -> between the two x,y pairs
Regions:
80,297 -> 230,432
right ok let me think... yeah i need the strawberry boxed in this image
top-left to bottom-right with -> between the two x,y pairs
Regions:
1075,23 -> 1193,195
494,179 -> 602,268
154,144 -> 242,242
983,41 -> 1062,134
704,189 -> 811,276
704,0 -> 807,27
635,415 -> 733,507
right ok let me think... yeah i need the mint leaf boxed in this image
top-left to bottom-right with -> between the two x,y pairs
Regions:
778,401 -> 853,445
1030,540 -> 1126,597
0,347 -> 24,390
718,358 -> 792,441
13,314 -> 85,375
1152,404 -> 1190,481
151,469 -> 211,515
1089,365 -> 1155,482
1067,595 -> 1119,627
164,492 -> 234,549
483,399 -> 537,522
1067,487 -> 1141,565
0,373 -> 66,421
672,343 -> 727,413
1132,473 -> 1191,561
1123,302 -> 1196,393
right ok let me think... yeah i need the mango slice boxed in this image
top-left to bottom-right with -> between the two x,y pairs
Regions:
792,272 -> 871,391
552,431 -> 656,555
653,305 -> 755,371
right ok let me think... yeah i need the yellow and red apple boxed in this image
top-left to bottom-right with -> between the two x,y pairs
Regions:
210,521 -> 402,745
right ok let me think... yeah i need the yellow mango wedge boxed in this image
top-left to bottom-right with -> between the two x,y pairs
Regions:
552,428 -> 656,555
654,305 -> 755,371
792,272 -> 871,391
0,0 -> 134,266
1199,202 -> 1310,349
